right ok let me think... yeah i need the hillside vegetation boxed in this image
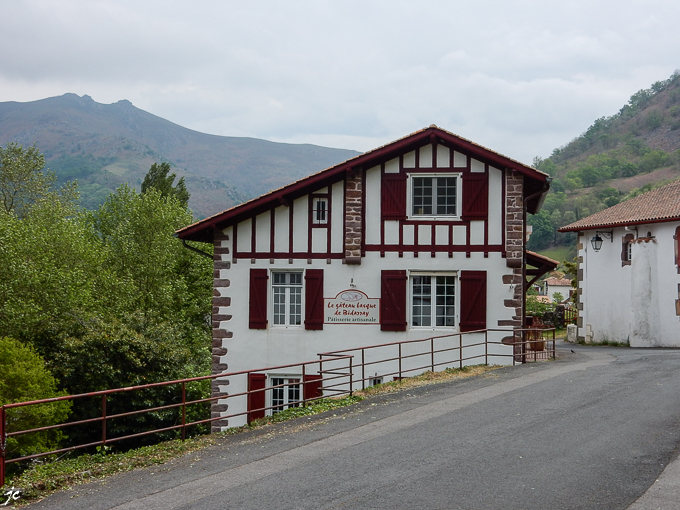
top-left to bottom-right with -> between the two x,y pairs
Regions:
529,70 -> 680,255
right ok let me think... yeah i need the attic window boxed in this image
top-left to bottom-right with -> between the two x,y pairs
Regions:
312,197 -> 329,225
409,174 -> 460,218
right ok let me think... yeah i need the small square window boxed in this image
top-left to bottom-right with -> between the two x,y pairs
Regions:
312,197 -> 328,225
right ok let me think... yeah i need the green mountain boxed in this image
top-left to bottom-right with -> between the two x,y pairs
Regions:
0,94 -> 360,218
529,70 -> 680,258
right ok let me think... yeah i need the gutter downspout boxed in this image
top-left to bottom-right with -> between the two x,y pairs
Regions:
174,234 -> 213,259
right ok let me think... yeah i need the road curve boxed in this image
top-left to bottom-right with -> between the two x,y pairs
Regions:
28,344 -> 680,510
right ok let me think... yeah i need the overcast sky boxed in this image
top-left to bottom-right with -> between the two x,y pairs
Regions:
1,0 -> 678,165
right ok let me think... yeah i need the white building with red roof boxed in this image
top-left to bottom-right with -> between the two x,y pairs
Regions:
543,277 -> 573,302
177,126 -> 554,428
559,179 -> 680,346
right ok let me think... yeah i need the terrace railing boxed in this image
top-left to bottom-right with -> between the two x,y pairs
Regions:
0,327 -> 555,487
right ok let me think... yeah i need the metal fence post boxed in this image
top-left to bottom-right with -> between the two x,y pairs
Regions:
1,406 -> 6,488
485,330 -> 488,365
349,357 -> 354,396
431,337 -> 435,372
398,344 -> 402,380
101,395 -> 107,445
181,382 -> 186,442
361,349 -> 365,390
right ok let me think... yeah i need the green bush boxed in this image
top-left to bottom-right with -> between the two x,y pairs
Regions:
0,337 -> 71,461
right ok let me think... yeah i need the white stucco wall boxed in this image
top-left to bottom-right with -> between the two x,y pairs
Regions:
217,229 -> 517,426
578,222 -> 680,347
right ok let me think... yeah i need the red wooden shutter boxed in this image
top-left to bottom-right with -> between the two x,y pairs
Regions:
382,173 -> 407,220
305,269 -> 324,330
674,227 -> 680,267
247,373 -> 266,423
303,373 -> 322,401
249,269 -> 268,329
381,270 -> 407,331
621,233 -> 634,265
459,270 -> 487,332
461,173 -> 488,220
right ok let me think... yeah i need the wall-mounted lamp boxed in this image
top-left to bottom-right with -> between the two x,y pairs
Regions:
590,230 -> 613,252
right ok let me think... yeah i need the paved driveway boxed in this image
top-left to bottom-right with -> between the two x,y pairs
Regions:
28,344 -> 680,509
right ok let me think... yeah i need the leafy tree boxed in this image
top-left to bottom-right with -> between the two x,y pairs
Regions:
0,337 -> 71,461
527,210 -> 555,251
91,184 -> 211,325
141,162 -> 189,208
0,143 -> 55,216
0,191 -> 107,344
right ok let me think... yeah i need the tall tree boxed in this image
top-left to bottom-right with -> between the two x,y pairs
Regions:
0,143 -> 55,216
141,162 -> 190,208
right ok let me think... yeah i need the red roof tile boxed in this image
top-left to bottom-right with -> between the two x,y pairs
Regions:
559,179 -> 680,232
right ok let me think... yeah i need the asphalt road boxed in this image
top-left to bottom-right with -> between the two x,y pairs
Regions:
28,344 -> 680,509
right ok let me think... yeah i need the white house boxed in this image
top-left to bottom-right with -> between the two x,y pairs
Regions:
177,126 -> 553,428
559,179 -> 680,347
543,277 -> 572,302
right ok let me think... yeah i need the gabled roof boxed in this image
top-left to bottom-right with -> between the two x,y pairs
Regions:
559,179 -> 680,233
545,277 -> 572,286
177,126 -> 550,243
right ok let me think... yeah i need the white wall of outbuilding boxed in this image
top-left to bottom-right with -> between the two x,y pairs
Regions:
578,222 -> 680,347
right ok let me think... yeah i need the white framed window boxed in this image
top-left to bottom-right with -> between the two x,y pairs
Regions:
410,273 -> 457,328
312,197 -> 329,225
270,376 -> 301,414
272,272 -> 303,326
408,173 -> 461,218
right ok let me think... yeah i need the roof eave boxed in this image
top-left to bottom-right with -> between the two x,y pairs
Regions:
559,215 -> 680,233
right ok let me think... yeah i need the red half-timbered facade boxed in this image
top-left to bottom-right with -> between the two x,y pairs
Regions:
177,126 -> 552,429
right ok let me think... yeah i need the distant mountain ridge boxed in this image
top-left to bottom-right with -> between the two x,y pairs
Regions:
0,94 -> 361,217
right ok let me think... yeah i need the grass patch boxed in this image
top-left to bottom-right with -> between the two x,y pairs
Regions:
537,245 -> 576,264
354,364 -> 500,397
6,366 -> 499,505
576,338 -> 630,347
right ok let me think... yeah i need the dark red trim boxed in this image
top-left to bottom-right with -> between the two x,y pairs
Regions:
381,270 -> 407,331
232,224 -> 238,261
459,270 -> 487,332
364,244 -> 503,252
249,269 -> 268,329
236,252 -> 345,259
270,209 -> 275,255
303,374 -> 322,400
304,269 -> 324,330
401,219 -> 468,226
327,190 -> 332,254
251,214 -> 257,253
288,200 -> 294,254
361,169 -> 366,257
247,373 -> 266,423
